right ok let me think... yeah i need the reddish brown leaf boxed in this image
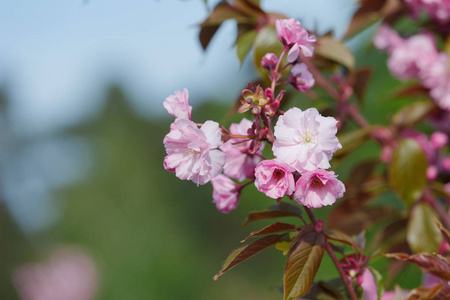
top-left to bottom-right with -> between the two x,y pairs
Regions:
406,284 -> 443,300
242,222 -> 297,242
284,225 -> 326,300
199,25 -> 221,50
391,100 -> 435,130
352,67 -> 372,103
242,201 -> 302,226
214,234 -> 284,280
434,219 -> 450,247
392,84 -> 430,98
385,253 -> 450,281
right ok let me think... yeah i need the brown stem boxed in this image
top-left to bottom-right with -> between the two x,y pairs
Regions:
304,207 -> 358,300
324,238 -> 359,300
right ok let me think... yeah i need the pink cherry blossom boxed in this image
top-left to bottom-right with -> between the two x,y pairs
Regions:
373,24 -> 403,53
211,175 -> 240,213
289,63 -> 315,92
275,18 -> 316,62
261,53 -> 278,70
221,118 -> 263,182
273,107 -> 341,173
254,159 -> 295,199
163,88 -> 192,120
430,74 -> 450,111
430,131 -> 448,150
163,119 -> 226,185
404,0 -> 450,24
359,269 -> 378,300
294,169 -> 345,208
387,33 -> 438,80
14,247 -> 98,300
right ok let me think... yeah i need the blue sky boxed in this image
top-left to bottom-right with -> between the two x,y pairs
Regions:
0,0 -> 356,135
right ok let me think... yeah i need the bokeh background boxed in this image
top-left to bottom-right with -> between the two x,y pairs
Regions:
0,1 -> 417,299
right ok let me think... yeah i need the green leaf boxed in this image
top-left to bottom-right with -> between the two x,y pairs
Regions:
241,222 -> 296,242
407,203 -> 442,254
252,25 -> 284,77
213,234 -> 284,280
368,267 -> 384,300
388,138 -> 427,207
236,29 -> 257,64
242,201 -> 302,226
283,226 -> 326,300
315,36 -> 355,70
334,126 -> 378,160
391,100 -> 434,129
275,232 -> 298,256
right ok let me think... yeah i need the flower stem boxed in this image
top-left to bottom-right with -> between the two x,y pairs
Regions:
304,207 -> 358,300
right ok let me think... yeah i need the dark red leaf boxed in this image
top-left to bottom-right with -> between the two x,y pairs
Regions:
213,234 -> 284,280
242,222 -> 297,242
385,253 -> 450,281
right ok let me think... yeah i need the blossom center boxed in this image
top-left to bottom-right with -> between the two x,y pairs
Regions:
273,169 -> 285,181
310,176 -> 324,189
294,130 -> 315,144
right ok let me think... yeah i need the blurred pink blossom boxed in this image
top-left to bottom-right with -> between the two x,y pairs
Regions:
404,0 -> 450,24
163,119 -> 226,185
373,24 -> 403,53
254,159 -> 295,199
430,131 -> 448,150
14,247 -> 98,300
163,88 -> 192,120
359,269 -> 378,300
221,118 -> 263,182
211,175 -> 240,213
273,107 -> 341,173
275,18 -> 316,62
294,169 -> 345,208
289,63 -> 315,92
387,33 -> 438,80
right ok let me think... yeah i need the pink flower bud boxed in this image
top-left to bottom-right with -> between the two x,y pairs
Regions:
373,24 -> 403,53
444,182 -> 450,194
261,53 -> 278,70
427,165 -> 438,181
430,131 -> 448,150
443,157 -> 450,170
163,88 -> 192,120
254,159 -> 295,199
211,175 -> 240,214
294,169 -> 345,208
289,63 -> 315,92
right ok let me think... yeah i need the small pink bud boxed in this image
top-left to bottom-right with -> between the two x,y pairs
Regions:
443,157 -> 450,170
380,145 -> 393,163
315,220 -> 324,234
427,165 -> 438,180
430,132 -> 448,150
261,53 -> 278,70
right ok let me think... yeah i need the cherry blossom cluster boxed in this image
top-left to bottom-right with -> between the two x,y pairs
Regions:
374,24 -> 450,111
404,0 -> 450,25
163,18 -> 345,214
